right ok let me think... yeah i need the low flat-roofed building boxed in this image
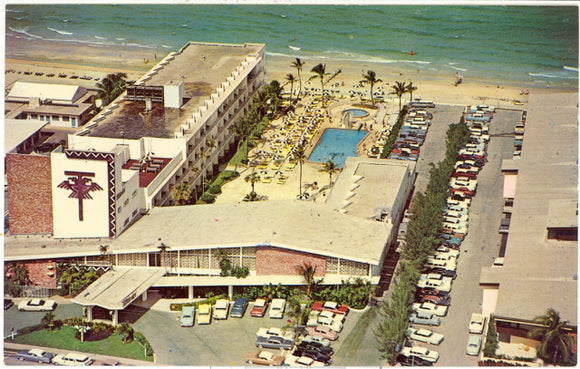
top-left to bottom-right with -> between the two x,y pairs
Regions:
5,157 -> 416,308
5,81 -> 96,127
480,91 -> 578,349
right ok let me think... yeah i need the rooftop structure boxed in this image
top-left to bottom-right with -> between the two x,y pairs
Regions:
86,42 -> 265,139
480,91 -> 578,326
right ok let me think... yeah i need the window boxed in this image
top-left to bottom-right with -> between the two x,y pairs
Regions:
123,218 -> 129,226
124,198 -> 129,206
40,115 -> 45,121
132,190 -> 137,198
132,209 -> 138,217
117,206 -> 122,213
71,117 -> 77,125
31,114 -> 38,119
52,115 -> 59,121
62,116 -> 70,122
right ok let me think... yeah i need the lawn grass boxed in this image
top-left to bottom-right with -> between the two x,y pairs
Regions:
8,326 -> 153,361
333,307 -> 381,366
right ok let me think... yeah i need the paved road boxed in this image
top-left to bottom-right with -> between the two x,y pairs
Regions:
431,107 -> 522,366
4,299 -> 82,337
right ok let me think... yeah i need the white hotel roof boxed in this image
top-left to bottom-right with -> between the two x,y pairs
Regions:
7,81 -> 87,104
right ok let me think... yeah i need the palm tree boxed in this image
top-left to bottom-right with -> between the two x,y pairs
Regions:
285,73 -> 297,101
171,182 -> 192,205
294,145 -> 307,199
528,308 -> 575,364
295,262 -> 319,299
96,72 -> 127,105
360,70 -> 383,106
291,58 -> 305,99
99,244 -> 110,265
406,81 -> 417,104
389,81 -> 408,112
321,159 -> 339,187
308,63 -> 330,107
157,242 -> 170,271
245,170 -> 261,195
230,118 -> 253,173
284,297 -> 311,335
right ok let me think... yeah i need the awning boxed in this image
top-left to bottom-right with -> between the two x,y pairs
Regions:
72,267 -> 164,310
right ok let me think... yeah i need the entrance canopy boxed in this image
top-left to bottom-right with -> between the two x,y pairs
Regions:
73,267 -> 164,310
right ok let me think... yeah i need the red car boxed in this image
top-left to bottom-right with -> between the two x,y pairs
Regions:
251,298 -> 269,317
311,301 -> 349,315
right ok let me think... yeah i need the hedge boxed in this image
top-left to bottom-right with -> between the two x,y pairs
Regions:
169,294 -> 227,311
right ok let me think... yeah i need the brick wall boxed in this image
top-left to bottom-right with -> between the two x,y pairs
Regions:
6,153 -> 53,234
256,246 -> 326,276
24,260 -> 57,288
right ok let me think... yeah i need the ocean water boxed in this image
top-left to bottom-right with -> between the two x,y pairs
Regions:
6,4 -> 578,87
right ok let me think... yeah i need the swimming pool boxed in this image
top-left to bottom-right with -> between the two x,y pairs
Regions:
308,128 -> 368,168
344,108 -> 369,118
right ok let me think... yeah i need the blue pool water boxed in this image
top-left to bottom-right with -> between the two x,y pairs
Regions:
308,128 -> 368,168
344,108 -> 369,118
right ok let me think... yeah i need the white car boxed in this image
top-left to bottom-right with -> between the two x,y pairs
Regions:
256,326 -> 295,340
424,258 -> 456,271
416,274 -> 452,292
406,328 -> 444,345
268,298 -> 286,319
301,335 -> 331,347
412,302 -> 448,317
213,299 -> 230,320
52,353 -> 93,366
399,345 -> 439,363
430,252 -> 457,262
435,246 -> 460,258
466,334 -> 482,355
17,298 -> 56,312
307,310 -> 343,332
469,313 -> 486,334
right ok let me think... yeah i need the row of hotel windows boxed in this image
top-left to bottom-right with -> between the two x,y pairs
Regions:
30,114 -> 78,126
63,247 -> 370,276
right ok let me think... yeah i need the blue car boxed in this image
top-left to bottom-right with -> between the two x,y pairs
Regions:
16,349 -> 55,364
409,311 -> 441,326
230,297 -> 249,318
255,335 -> 294,350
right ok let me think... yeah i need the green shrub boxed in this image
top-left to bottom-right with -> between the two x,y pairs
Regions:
231,266 -> 250,278
200,193 -> 216,203
62,317 -> 86,327
209,185 -> 222,194
483,314 -> 499,357
17,324 -> 44,335
134,332 -> 154,357
380,106 -> 408,158
169,294 -> 227,311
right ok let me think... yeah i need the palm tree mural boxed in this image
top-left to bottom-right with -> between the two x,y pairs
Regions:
389,81 -> 408,112
285,73 -> 297,101
528,308 -> 575,365
96,72 -> 127,105
321,159 -> 339,187
360,70 -> 383,106
406,81 -> 418,104
291,58 -> 305,99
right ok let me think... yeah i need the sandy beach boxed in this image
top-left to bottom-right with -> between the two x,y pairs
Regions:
6,36 -> 574,108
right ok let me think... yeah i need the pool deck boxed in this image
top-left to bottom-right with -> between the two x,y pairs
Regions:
216,93 -> 399,204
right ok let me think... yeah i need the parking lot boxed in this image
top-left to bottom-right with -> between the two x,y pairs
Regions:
408,104 -> 522,366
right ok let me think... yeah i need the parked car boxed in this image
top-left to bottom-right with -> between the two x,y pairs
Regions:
416,288 -> 450,299
307,310 -> 343,333
469,313 -> 486,334
416,274 -> 453,292
397,354 -> 433,366
197,304 -> 212,325
399,345 -> 439,363
4,298 -> 14,310
297,341 -> 334,355
17,298 -> 56,312
409,311 -> 441,326
52,353 -> 94,366
412,302 -> 448,317
435,246 -> 461,258
16,349 -> 55,364
288,355 -> 326,367
255,335 -> 294,350
466,334 -> 482,355
311,301 -> 349,315
230,297 -> 248,318
301,335 -> 331,347
180,306 -> 195,327
269,298 -> 286,319
256,326 -> 295,340
292,347 -> 332,365
406,328 -> 444,345
245,350 -> 285,366
416,293 -> 451,306
213,299 -> 230,320
305,325 -> 339,341
251,298 -> 269,317
423,267 -> 456,280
